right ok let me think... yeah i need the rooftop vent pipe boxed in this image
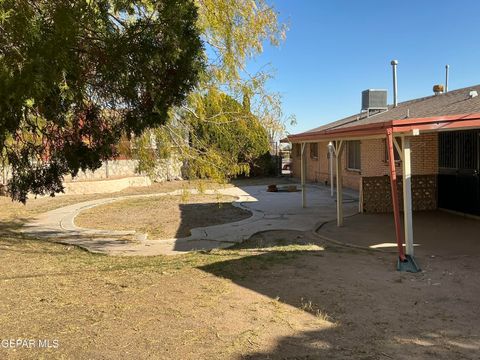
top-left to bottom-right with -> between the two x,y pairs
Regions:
391,60 -> 398,107
445,65 -> 449,92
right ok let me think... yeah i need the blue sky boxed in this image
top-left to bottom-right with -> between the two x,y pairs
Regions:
250,0 -> 480,134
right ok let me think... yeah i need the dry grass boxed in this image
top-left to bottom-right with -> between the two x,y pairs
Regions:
74,194 -> 251,239
1,177 -> 477,359
0,235 -> 322,360
0,177 -> 284,232
0,180 -> 221,220
1,230 -> 479,359
0,180 -> 233,237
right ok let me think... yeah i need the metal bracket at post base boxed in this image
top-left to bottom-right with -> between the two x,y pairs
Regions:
397,255 -> 421,273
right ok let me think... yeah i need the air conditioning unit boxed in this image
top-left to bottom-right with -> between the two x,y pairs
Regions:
362,89 -> 388,111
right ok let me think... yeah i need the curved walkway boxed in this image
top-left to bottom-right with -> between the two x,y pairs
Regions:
21,184 -> 359,256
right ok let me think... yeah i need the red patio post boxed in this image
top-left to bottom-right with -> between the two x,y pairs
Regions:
386,128 -> 406,262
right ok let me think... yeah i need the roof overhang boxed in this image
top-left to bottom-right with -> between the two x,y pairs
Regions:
287,112 -> 480,143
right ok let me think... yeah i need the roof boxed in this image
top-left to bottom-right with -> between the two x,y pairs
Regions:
288,85 -> 480,142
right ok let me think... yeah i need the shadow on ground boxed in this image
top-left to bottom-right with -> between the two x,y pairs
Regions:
199,230 -> 480,359
174,201 -> 252,238
319,210 -> 480,257
0,219 -> 29,234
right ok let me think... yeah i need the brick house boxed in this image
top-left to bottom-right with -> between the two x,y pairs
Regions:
290,130 -> 439,212
287,85 -> 480,267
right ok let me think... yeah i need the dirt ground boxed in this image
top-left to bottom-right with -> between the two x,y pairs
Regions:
75,194 -> 251,239
319,211 -> 480,257
1,179 -> 479,359
0,229 -> 479,359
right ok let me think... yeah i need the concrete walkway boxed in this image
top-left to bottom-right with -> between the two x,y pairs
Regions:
21,184 -> 359,256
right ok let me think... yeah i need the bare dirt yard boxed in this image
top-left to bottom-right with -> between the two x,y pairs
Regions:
75,194 -> 251,239
1,179 -> 479,359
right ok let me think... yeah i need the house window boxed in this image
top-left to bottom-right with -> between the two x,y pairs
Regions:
384,138 -> 402,162
293,143 -> 301,158
310,143 -> 318,159
347,141 -> 361,170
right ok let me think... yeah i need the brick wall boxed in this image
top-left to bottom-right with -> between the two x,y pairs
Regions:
361,133 -> 438,177
290,133 -> 439,205
291,141 -> 368,191
291,142 -> 331,185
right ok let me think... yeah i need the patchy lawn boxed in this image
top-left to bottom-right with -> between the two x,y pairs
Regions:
0,234 -> 329,360
0,179 -> 238,238
0,177 -> 286,232
74,194 -> 251,239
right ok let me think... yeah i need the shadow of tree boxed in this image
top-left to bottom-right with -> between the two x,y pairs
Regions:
175,201 -> 251,239
198,234 -> 480,359
0,219 -> 29,234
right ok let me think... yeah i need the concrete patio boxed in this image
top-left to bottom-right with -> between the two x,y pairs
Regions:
318,210 -> 480,257
19,178 -> 479,258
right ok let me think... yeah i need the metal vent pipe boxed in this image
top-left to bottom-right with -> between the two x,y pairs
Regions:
445,64 -> 449,93
391,60 -> 398,107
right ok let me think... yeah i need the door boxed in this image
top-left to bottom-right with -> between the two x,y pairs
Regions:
438,130 -> 480,216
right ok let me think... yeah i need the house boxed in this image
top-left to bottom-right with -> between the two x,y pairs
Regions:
287,84 -> 480,269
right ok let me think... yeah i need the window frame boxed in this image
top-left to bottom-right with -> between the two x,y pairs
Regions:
310,143 -> 318,159
347,140 -> 361,171
293,143 -> 301,158
384,138 -> 402,163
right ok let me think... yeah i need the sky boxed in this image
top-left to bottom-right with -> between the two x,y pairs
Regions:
249,0 -> 480,134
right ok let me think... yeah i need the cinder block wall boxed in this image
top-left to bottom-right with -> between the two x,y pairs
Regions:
66,157 -> 184,183
65,159 -> 139,181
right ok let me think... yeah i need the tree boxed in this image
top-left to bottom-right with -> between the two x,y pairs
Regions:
132,89 -> 271,180
186,89 -> 270,178
0,0 -> 204,202
135,0 -> 290,181
193,0 -> 290,145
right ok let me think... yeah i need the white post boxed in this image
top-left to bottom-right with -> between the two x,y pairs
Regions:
335,141 -> 344,227
358,179 -> 364,213
328,142 -> 334,197
402,136 -> 414,256
301,143 -> 306,208
1,158 -> 6,184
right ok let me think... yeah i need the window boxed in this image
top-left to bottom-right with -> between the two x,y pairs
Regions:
347,141 -> 361,170
310,143 -> 318,159
293,143 -> 301,158
439,130 -> 480,169
384,138 -> 402,162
